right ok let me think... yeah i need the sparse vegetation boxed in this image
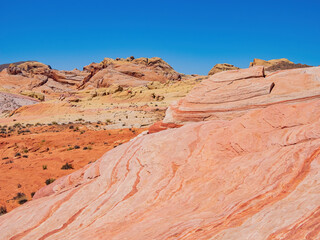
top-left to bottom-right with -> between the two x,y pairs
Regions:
45,178 -> 55,185
61,162 -> 74,170
0,206 -> 7,216
18,199 -> 28,205
42,165 -> 47,170
14,192 -> 26,199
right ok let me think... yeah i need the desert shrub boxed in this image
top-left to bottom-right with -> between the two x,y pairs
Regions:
74,145 -> 80,149
31,192 -> 36,198
14,192 -> 26,199
61,163 -> 74,170
18,199 -> 28,205
42,165 -> 47,170
0,206 -> 7,216
45,178 -> 55,185
14,192 -> 28,204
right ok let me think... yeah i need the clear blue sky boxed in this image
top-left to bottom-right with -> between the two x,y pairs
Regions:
0,0 -> 319,75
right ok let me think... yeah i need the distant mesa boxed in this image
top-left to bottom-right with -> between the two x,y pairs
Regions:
208,63 -> 239,75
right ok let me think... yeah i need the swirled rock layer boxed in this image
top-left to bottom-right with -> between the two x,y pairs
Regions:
1,98 -> 320,239
164,66 -> 320,124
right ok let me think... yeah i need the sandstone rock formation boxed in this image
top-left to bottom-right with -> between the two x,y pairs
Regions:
79,57 -> 182,89
250,58 -> 312,73
2,58 -> 182,95
3,61 -> 90,94
0,61 -> 36,72
164,66 -> 320,124
208,63 -> 239,75
250,58 -> 294,67
1,99 -> 320,239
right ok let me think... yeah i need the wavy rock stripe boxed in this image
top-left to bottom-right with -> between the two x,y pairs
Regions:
164,66 -> 320,124
1,99 -> 320,239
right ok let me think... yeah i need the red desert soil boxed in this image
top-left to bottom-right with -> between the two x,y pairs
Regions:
0,124 -> 146,212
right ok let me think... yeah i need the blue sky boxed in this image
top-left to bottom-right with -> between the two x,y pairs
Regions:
0,0 -> 319,75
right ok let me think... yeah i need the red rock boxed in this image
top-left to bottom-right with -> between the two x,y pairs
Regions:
148,121 -> 182,133
1,99 -> 320,239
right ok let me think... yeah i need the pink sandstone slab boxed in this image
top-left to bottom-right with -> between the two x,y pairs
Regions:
164,66 -> 320,124
1,99 -> 320,239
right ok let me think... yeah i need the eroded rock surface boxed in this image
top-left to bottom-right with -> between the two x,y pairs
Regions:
79,57 -> 182,89
164,66 -> 320,124
1,99 -> 320,239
